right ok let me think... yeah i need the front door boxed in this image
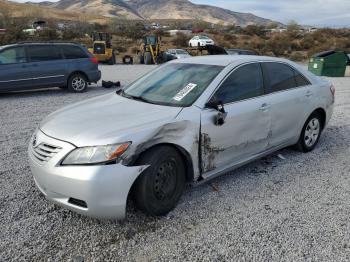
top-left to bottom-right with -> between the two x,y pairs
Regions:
200,63 -> 272,176
0,46 -> 33,91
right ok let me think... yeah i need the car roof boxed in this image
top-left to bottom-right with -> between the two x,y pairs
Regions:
1,42 -> 81,48
171,55 -> 291,66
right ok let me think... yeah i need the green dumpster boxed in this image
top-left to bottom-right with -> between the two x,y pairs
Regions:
308,50 -> 348,77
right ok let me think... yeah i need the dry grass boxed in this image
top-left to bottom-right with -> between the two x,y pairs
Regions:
0,0 -> 107,24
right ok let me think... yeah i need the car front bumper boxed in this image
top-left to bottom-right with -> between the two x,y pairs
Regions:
28,130 -> 147,220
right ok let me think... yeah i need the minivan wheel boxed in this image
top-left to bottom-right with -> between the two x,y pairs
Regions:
68,73 -> 88,93
133,146 -> 186,216
295,112 -> 322,152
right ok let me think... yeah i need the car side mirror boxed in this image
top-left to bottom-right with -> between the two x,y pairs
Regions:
205,99 -> 227,126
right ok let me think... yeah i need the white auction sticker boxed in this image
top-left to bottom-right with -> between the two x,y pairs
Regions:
173,83 -> 198,101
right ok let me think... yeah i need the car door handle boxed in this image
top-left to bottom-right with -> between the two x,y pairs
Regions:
259,103 -> 271,111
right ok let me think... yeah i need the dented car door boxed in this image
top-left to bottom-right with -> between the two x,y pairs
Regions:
200,63 -> 272,175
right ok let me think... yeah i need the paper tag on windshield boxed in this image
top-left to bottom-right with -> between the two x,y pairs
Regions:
173,83 -> 197,101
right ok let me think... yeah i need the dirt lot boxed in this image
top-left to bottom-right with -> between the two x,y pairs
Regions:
1,64 -> 350,261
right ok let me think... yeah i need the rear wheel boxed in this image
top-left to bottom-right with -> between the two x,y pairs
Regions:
295,112 -> 322,152
133,146 -> 186,216
144,52 -> 153,65
67,73 -> 88,93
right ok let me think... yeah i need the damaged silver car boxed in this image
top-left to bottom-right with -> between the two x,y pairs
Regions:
28,56 -> 334,219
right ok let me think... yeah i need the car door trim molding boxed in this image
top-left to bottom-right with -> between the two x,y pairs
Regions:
0,75 -> 65,83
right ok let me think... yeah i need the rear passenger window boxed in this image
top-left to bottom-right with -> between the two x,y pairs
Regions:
28,45 -> 61,62
214,63 -> 264,104
62,46 -> 88,59
263,63 -> 297,93
294,69 -> 311,87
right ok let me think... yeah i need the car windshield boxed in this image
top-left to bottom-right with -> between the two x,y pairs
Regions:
199,36 -> 209,39
122,63 -> 223,107
176,49 -> 189,55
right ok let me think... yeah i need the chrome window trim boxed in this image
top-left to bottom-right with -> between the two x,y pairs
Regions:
204,60 -> 312,108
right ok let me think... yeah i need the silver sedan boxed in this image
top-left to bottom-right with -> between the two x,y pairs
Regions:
28,56 -> 334,219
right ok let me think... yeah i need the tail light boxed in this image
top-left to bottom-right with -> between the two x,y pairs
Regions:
89,57 -> 98,64
330,84 -> 335,97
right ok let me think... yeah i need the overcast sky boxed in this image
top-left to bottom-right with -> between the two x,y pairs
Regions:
191,0 -> 350,27
11,0 -> 350,27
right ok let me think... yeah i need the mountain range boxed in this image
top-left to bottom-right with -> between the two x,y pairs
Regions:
31,0 -> 278,26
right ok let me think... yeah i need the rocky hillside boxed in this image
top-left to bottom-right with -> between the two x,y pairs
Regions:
34,0 -> 278,26
0,0 -> 106,23
126,0 -> 275,26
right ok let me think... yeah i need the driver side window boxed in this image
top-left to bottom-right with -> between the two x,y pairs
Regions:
0,47 -> 27,64
213,63 -> 264,104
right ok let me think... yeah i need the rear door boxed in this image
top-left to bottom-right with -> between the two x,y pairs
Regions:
28,45 -> 67,88
261,62 -> 311,147
61,45 -> 92,76
200,63 -> 272,175
0,46 -> 33,91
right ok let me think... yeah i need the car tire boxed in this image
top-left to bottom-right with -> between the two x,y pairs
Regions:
133,146 -> 186,216
67,73 -> 88,93
189,43 -> 192,47
123,55 -> 134,65
197,42 -> 200,47
295,112 -> 323,152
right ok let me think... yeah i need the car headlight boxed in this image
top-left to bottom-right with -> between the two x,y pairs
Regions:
61,142 -> 131,165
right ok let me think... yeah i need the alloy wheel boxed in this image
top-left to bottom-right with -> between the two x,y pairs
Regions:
71,77 -> 86,91
304,117 -> 320,147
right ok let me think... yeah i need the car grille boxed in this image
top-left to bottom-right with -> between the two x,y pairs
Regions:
32,143 -> 62,163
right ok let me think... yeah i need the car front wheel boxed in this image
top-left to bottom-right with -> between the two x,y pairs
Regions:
68,73 -> 88,93
133,146 -> 186,216
295,112 -> 322,152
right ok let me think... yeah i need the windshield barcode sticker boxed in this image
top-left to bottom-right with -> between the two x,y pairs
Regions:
173,83 -> 197,101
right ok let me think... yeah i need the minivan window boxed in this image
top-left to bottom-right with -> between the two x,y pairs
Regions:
263,62 -> 297,93
294,69 -> 311,87
62,46 -> 88,59
0,47 -> 26,64
28,45 -> 61,62
214,63 -> 264,104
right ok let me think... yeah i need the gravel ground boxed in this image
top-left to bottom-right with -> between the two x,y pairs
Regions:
1,65 -> 350,262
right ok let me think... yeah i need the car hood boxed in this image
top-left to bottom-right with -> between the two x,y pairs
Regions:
40,93 -> 182,147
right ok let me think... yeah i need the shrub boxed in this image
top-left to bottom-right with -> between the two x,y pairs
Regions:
172,33 -> 190,47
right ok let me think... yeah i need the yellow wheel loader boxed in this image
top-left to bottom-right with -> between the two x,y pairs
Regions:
88,32 -> 116,65
138,35 -> 167,65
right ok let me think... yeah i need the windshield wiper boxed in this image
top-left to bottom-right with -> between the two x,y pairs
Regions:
117,89 -> 156,105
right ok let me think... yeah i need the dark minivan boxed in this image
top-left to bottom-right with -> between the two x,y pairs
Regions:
0,42 -> 101,93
